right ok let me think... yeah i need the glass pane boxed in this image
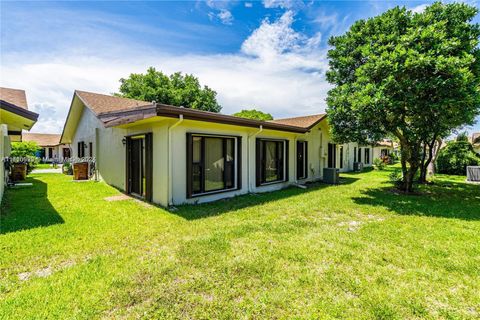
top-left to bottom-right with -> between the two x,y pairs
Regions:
205,138 -> 225,191
225,139 -> 234,188
265,141 -> 279,182
192,164 -> 201,193
193,137 -> 201,163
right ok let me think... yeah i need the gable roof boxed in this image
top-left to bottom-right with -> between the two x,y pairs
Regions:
75,90 -> 152,115
0,87 -> 28,110
63,90 -> 326,139
268,114 -> 327,129
472,132 -> 480,145
22,133 -> 61,147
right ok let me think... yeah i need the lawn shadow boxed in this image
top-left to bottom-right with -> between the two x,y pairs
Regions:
172,176 -> 359,220
351,179 -> 480,221
1,177 -> 64,234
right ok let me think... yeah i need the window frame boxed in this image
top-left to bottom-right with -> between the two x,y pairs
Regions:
327,143 -> 337,168
364,147 -> 370,164
296,140 -> 308,180
77,141 -> 85,158
186,133 -> 241,198
339,145 -> 344,169
256,138 -> 289,186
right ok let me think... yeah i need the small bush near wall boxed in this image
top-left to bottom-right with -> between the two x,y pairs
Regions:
373,158 -> 386,170
436,140 -> 480,175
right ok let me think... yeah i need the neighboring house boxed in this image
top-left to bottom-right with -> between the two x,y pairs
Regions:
471,133 -> 480,155
22,133 -> 71,162
0,87 -> 39,200
60,90 -> 373,206
373,139 -> 397,160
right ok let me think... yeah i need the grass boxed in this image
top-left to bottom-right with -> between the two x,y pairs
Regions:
0,168 -> 479,319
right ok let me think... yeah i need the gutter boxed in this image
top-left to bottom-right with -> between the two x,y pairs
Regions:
168,114 -> 184,206
247,125 -> 263,192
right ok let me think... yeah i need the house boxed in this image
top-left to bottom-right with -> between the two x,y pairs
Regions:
372,139 -> 397,160
471,133 -> 480,155
60,90 -> 373,206
0,87 -> 39,200
22,133 -> 71,162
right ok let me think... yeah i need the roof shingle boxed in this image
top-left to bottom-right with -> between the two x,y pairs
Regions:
75,90 -> 152,115
0,87 -> 28,110
268,114 -> 326,129
22,133 -> 61,146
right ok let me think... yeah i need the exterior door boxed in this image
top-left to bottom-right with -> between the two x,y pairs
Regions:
126,133 -> 153,201
128,137 -> 144,197
63,148 -> 71,159
327,143 -> 337,168
48,147 -> 53,159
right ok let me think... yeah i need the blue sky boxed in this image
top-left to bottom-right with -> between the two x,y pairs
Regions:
1,0 -> 479,134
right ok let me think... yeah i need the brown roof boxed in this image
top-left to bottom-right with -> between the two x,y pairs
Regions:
268,114 -> 327,129
73,90 -> 323,134
75,90 -> 152,115
0,87 -> 28,109
23,133 -> 61,146
472,133 -> 480,145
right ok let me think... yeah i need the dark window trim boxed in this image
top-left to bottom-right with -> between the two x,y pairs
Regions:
357,147 -> 362,163
77,141 -> 85,158
89,142 -> 93,157
364,147 -> 370,164
328,143 -> 337,168
296,140 -> 308,180
186,133 -> 241,199
339,145 -> 344,169
256,138 -> 289,186
354,147 -> 357,162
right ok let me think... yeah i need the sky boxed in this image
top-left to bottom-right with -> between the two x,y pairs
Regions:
1,0 -> 479,134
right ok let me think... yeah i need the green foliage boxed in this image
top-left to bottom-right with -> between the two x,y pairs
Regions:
326,2 -> 480,191
373,157 -> 386,170
388,168 -> 404,188
11,141 -> 40,158
436,140 -> 480,175
456,131 -> 469,142
117,67 -> 221,112
233,109 -> 273,121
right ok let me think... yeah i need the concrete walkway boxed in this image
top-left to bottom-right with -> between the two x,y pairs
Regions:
31,168 -> 62,174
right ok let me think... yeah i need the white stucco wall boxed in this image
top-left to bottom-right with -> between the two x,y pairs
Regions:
70,105 -> 370,207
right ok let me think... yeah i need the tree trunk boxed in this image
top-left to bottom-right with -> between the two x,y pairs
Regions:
429,138 -> 443,176
418,139 -> 435,183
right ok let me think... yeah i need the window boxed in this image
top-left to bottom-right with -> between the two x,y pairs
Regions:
357,147 -> 362,163
354,147 -> 357,162
365,148 -> 370,164
296,141 -> 308,180
381,149 -> 389,157
89,142 -> 93,157
187,134 -> 240,197
339,145 -> 344,169
77,141 -> 85,158
328,143 -> 337,168
256,139 -> 288,185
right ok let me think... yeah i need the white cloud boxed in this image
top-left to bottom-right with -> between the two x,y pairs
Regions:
262,0 -> 305,10
245,2 -> 253,8
1,10 -> 330,134
217,9 -> 234,25
411,3 -> 428,14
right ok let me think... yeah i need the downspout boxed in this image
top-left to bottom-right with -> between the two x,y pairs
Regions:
168,115 -> 184,206
247,125 -> 263,192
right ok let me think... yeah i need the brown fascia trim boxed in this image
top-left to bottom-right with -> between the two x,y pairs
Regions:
100,105 -> 157,127
305,114 -> 328,130
155,104 -> 309,133
0,99 -> 39,121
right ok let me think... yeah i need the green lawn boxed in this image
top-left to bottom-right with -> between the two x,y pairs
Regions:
1,168 -> 479,319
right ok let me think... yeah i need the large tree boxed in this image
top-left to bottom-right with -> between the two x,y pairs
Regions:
117,67 -> 221,112
326,2 -> 480,192
233,109 -> 273,121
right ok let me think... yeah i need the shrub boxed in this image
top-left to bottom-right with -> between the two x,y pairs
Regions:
373,158 -> 386,170
436,140 -> 480,175
389,169 -> 404,189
